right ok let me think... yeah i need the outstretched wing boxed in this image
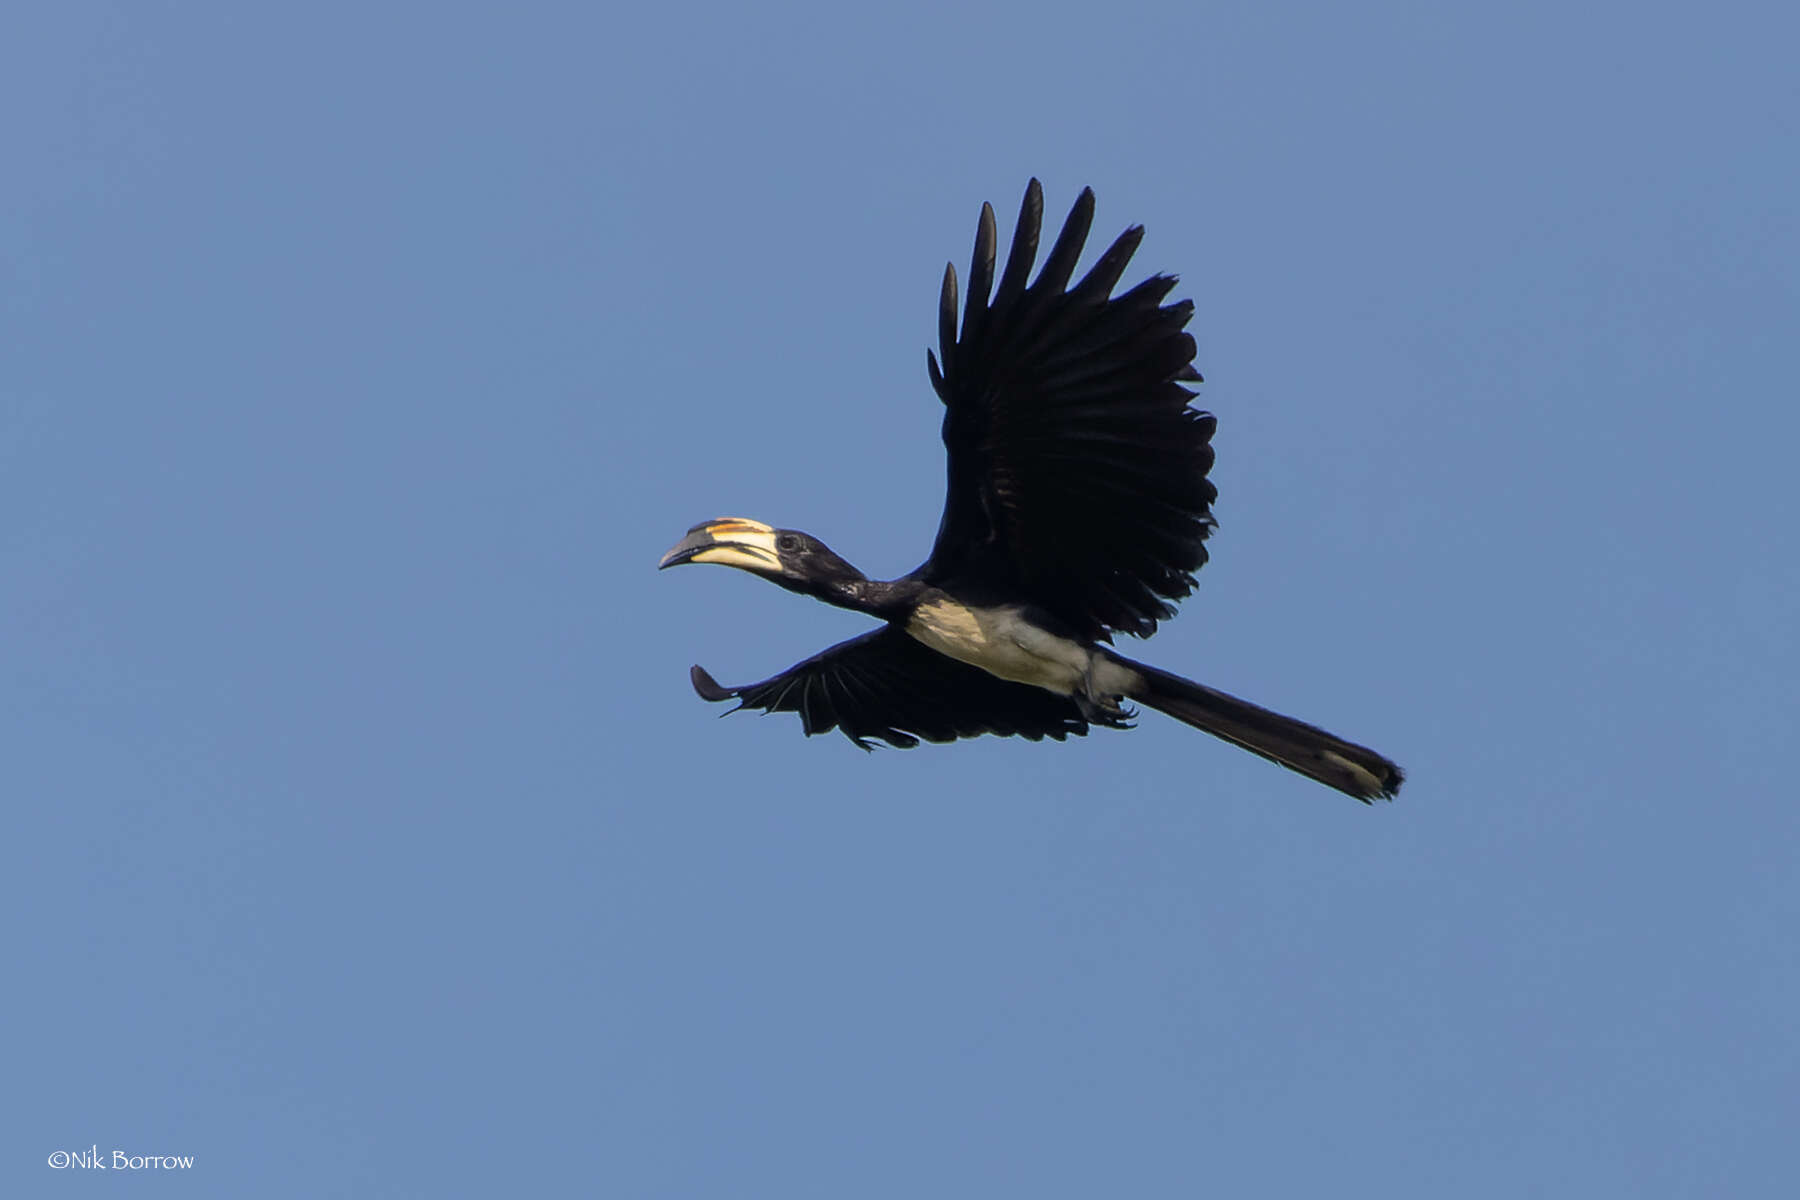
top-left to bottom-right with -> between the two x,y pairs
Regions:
923,179 -> 1217,641
688,627 -> 1105,749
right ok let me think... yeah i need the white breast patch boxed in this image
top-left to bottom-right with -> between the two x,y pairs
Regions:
905,597 -> 1131,696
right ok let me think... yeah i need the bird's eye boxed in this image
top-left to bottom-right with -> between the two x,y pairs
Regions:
776,534 -> 800,552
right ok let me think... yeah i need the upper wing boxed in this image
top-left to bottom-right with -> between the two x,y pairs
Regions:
688,627 -> 1110,749
922,180 -> 1217,641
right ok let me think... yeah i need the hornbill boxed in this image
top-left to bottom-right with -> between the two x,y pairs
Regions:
660,181 -> 1403,802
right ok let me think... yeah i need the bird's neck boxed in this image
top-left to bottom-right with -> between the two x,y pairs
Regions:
813,576 -> 922,620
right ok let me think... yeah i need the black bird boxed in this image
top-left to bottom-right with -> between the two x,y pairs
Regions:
660,181 -> 1403,802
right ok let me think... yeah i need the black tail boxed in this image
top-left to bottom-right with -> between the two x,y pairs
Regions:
1120,657 -> 1404,803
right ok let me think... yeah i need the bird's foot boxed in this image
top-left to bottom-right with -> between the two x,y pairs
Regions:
1074,690 -> 1135,728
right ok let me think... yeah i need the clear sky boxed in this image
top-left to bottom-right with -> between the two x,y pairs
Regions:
6,2 -> 1796,1195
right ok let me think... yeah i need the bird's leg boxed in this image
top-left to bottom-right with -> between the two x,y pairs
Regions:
1076,654 -> 1129,722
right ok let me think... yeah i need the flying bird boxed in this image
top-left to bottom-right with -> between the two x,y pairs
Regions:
659,181 -> 1403,802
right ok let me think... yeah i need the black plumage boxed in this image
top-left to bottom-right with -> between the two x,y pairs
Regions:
659,181 -> 1403,802
687,628 -> 1098,751
923,185 -> 1215,641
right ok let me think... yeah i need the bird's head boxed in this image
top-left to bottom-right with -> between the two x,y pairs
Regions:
659,517 -> 868,603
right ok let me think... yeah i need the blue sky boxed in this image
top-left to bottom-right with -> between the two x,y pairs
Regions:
6,1 -> 1796,1195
